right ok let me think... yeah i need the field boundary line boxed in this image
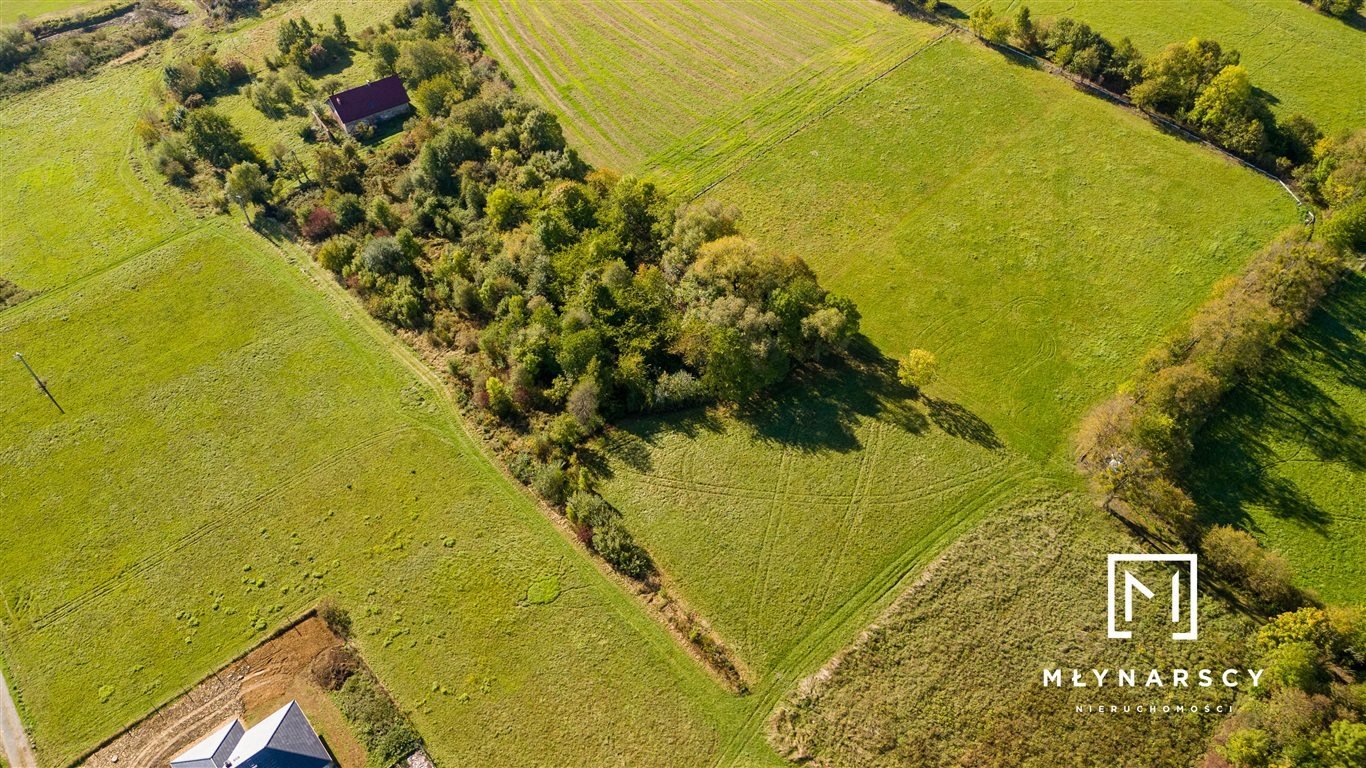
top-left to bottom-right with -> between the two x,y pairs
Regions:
238,221 -> 752,696
0,224 -> 205,326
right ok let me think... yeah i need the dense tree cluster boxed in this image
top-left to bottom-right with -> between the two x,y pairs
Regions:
969,5 -> 1322,172
270,14 -> 348,73
0,7 -> 178,98
1208,607 -> 1366,768
161,47 -> 250,103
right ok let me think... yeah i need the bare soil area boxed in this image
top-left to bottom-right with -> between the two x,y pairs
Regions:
79,617 -> 365,768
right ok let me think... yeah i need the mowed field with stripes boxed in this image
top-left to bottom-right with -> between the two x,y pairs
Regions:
468,0 -> 1296,711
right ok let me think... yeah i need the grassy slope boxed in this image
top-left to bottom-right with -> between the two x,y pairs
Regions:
0,46 -> 747,768
982,0 -> 1366,135
770,497 -> 1256,768
1188,272 -> 1365,606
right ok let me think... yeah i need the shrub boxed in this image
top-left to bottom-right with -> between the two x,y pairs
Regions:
484,375 -> 516,418
530,462 -> 567,504
591,516 -> 653,579
360,236 -> 406,275
300,206 -> 337,241
336,672 -> 422,768
316,236 -> 356,273
897,349 -> 938,391
318,599 -> 352,638
184,108 -> 257,169
1260,641 -> 1325,694
1219,728 -> 1273,767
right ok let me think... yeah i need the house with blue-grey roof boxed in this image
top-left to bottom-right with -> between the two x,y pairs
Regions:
170,701 -> 333,768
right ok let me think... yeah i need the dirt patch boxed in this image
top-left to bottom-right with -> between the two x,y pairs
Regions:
108,45 -> 148,66
79,617 -> 365,768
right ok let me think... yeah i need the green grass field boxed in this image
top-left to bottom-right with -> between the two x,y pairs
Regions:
1188,272 -> 1365,606
601,364 -> 1048,681
0,64 -> 191,293
708,35 -> 1294,460
466,0 -> 941,176
980,0 -> 1366,135
0,0 -> 98,24
0,215 -> 746,768
0,36 -> 761,768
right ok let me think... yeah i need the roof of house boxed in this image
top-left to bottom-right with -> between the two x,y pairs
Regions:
223,701 -> 333,768
326,75 -> 409,124
171,718 -> 245,768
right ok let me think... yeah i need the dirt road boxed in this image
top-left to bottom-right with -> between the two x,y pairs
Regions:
0,664 -> 37,768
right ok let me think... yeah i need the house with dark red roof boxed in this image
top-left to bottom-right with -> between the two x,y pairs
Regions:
326,75 -> 410,134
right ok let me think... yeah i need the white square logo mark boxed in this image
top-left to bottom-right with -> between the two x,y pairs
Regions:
1107,554 -> 1198,641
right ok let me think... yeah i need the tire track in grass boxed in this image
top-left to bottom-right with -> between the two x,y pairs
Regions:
807,420 -> 882,627
514,0 -> 661,161
687,28 -> 953,201
743,440 -> 792,654
642,23 -> 930,188
709,463 -> 1038,768
612,458 -> 1000,507
469,1 -> 632,165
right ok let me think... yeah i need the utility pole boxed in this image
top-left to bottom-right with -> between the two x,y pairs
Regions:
14,352 -> 64,414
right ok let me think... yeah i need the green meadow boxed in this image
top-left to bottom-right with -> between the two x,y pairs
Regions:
602,365 -> 1046,680
2,1 -> 1346,765
1188,273 -> 1366,606
0,64 -> 190,292
980,0 -> 1366,135
707,35 -> 1294,460
0,25 -> 755,768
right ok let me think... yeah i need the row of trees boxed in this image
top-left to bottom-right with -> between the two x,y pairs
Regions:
968,5 -> 1322,173
1076,230 -> 1348,572
1076,131 -> 1366,766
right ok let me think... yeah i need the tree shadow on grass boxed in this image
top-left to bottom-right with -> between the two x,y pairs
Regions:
598,337 -> 1003,477
1186,275 -> 1365,533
